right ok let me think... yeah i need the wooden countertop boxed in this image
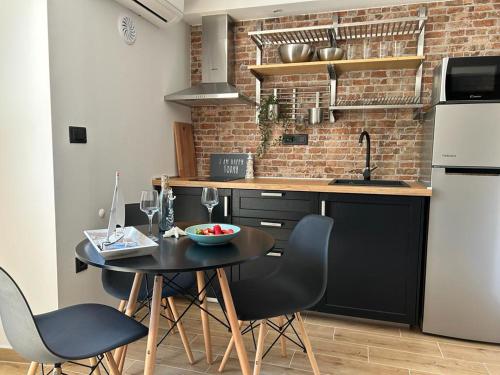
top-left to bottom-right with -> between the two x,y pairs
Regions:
152,177 -> 432,197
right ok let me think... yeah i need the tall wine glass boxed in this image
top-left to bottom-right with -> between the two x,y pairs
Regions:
140,190 -> 159,240
201,187 -> 219,223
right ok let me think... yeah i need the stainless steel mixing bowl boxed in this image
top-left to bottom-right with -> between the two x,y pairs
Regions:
317,47 -> 344,61
278,44 -> 315,63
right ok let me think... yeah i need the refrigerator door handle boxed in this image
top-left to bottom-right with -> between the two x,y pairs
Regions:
444,167 -> 500,176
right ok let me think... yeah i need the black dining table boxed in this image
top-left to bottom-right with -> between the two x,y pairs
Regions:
75,223 -> 275,375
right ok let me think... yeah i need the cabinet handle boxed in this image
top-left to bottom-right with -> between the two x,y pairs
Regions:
224,196 -> 229,217
261,192 -> 283,197
267,251 -> 282,257
321,200 -> 326,216
260,221 -> 282,228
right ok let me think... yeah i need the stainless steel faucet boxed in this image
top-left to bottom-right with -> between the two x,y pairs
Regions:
359,131 -> 377,180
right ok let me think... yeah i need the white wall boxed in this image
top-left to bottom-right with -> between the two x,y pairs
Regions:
0,0 -> 59,347
47,0 -> 191,308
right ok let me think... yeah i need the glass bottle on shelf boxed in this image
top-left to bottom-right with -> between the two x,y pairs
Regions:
159,175 -> 175,232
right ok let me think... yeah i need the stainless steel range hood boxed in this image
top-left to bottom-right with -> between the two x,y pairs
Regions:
164,14 -> 256,107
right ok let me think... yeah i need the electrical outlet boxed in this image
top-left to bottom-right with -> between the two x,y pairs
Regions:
75,258 -> 88,273
69,126 -> 87,143
282,134 -> 308,145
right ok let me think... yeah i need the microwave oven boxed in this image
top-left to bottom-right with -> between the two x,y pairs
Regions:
432,56 -> 500,105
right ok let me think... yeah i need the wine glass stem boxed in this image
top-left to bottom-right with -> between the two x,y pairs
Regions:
148,215 -> 153,236
208,208 -> 213,223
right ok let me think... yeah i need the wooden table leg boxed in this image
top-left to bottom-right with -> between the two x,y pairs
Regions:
89,357 -> 101,375
105,352 -> 121,375
114,273 -> 143,365
216,268 -> 251,375
27,362 -> 39,375
144,275 -> 163,375
295,312 -> 320,375
278,316 -> 287,357
254,320 -> 267,375
167,297 -> 195,364
196,271 -> 213,364
218,320 -> 243,373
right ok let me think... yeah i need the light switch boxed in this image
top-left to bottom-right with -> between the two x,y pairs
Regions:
69,126 -> 87,143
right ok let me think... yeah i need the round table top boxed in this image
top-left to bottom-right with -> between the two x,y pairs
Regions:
75,223 -> 275,273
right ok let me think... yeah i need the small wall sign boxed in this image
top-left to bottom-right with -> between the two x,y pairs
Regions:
210,153 -> 247,178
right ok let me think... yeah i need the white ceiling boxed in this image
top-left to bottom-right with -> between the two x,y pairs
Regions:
183,0 -> 439,25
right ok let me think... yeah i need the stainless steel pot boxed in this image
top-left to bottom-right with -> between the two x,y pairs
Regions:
317,47 -> 344,61
278,44 -> 315,63
308,108 -> 323,125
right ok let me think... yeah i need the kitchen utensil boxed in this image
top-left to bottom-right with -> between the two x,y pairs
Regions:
185,224 -> 241,246
278,44 -> 315,63
308,92 -> 323,125
317,47 -> 344,61
173,122 -> 196,178
267,88 -> 279,120
363,39 -> 371,59
347,44 -> 358,60
379,41 -> 391,58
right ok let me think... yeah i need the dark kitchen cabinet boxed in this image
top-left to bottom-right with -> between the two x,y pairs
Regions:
172,187 -> 232,224
316,193 -> 428,325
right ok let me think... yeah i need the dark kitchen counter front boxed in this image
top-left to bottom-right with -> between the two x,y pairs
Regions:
152,177 -> 432,197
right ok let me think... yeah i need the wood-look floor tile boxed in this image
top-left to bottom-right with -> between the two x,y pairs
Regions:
369,346 -> 489,375
189,332 -> 257,357
439,342 -> 500,365
305,312 -> 402,338
291,351 -> 409,375
485,363 -> 500,375
207,356 -> 309,375
125,360 -> 205,374
401,327 -> 500,351
0,362 -> 30,375
307,336 -> 369,361
0,349 -> 28,364
334,328 -> 442,357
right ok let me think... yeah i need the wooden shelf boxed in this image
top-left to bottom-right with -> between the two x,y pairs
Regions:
248,56 -> 424,77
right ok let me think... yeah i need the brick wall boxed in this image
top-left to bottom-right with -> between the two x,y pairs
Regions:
190,0 -> 499,180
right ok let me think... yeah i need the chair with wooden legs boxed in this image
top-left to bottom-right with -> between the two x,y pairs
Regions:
0,267 -> 148,375
218,215 -> 334,375
101,270 -> 196,365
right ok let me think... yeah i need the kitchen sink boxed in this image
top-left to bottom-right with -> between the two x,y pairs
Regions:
329,179 -> 409,187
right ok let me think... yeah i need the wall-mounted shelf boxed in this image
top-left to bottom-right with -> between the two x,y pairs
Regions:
248,7 -> 428,123
248,56 -> 425,78
248,16 -> 427,46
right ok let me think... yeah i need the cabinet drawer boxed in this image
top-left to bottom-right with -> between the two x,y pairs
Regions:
233,217 -> 297,250
233,189 -> 318,220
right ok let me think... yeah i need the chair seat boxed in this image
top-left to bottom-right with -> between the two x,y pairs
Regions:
229,272 -> 319,321
102,271 -> 195,301
35,304 -> 148,360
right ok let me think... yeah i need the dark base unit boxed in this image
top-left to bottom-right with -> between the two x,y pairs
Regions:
316,193 -> 428,325
172,187 -> 232,224
154,185 -> 429,325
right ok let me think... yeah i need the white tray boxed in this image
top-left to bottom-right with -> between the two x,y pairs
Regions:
84,226 -> 158,260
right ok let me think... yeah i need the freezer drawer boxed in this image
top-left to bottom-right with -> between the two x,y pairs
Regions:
432,103 -> 500,168
423,167 -> 500,343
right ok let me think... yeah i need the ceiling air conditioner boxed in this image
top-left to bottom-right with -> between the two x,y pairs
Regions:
114,0 -> 184,28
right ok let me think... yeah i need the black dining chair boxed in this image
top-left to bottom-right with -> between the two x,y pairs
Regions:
0,267 -> 148,375
218,214 -> 334,375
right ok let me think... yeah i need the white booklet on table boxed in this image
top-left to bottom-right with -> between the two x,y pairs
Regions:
84,226 -> 158,260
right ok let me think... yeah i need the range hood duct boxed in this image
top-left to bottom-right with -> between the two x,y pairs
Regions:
164,14 -> 256,106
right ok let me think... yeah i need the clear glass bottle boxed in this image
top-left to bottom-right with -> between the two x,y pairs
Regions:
158,175 -> 175,232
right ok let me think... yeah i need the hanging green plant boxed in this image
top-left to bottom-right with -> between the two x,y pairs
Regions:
256,94 -> 290,158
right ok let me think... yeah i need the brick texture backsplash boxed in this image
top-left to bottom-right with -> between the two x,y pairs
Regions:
189,0 -> 499,181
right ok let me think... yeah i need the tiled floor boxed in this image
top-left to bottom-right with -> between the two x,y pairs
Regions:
2,300 -> 500,375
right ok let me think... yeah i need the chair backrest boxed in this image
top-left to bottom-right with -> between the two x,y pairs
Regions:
281,214 -> 334,308
0,268 -> 61,363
